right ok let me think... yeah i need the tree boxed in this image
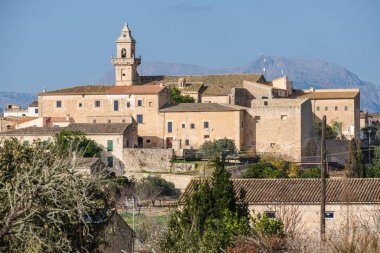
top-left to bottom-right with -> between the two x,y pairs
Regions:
242,162 -> 287,179
135,177 -> 178,206
199,138 -> 236,161
0,138 -> 111,252
313,121 -> 338,139
300,168 -> 324,178
162,159 -> 249,252
53,130 -> 102,158
367,146 -> 380,177
345,138 -> 365,178
169,87 -> 195,103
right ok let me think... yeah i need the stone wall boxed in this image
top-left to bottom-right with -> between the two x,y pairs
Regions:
124,172 -> 196,192
123,148 -> 174,172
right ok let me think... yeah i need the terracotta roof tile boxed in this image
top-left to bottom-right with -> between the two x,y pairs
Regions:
39,85 -> 112,96
159,103 -> 242,112
141,74 -> 265,96
293,89 -> 359,99
0,126 -> 62,136
107,85 -> 166,94
29,100 -> 38,107
182,178 -> 380,204
65,123 -> 132,134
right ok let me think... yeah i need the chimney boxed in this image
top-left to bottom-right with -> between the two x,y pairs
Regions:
310,87 -> 315,92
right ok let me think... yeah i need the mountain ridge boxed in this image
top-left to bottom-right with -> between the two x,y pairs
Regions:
1,56 -> 378,113
98,55 -> 379,111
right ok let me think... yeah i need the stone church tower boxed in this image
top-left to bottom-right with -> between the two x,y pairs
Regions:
112,23 -> 141,86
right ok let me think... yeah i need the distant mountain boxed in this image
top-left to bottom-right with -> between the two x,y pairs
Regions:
99,55 -> 380,112
0,92 -> 36,115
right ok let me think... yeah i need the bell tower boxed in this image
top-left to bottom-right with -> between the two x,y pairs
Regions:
111,23 -> 141,86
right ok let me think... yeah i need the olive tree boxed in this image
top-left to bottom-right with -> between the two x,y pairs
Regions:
0,138 -> 111,252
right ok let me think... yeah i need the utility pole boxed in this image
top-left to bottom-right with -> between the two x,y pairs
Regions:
320,116 -> 327,243
369,130 -> 371,164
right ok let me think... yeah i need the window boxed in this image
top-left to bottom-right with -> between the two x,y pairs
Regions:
126,102 -> 131,108
146,139 -> 151,143
281,115 -> 288,120
185,139 -> 190,146
335,106 -> 338,111
255,116 -> 261,121
114,100 -> 119,111
121,48 -> 126,58
325,106 -> 328,111
204,121 -> 209,129
137,114 -> 143,124
204,135 -> 210,139
107,156 -> 113,168
78,102 -> 83,108
107,119 -> 111,123
270,143 -> 275,148
23,140 -> 29,145
6,125 -> 11,130
167,122 -> 173,133
56,100 -> 62,108
264,211 -> 276,219
181,123 -> 186,129
107,140 -> 113,151
264,101 -> 268,106
93,119 -> 96,123
122,119 -> 126,123
345,106 -> 348,111
325,211 -> 335,219
35,108 -> 38,113
149,102 -> 153,107
241,122 -> 244,128
95,100 -> 101,108
316,106 -> 320,111
190,123 -> 195,129
137,100 -> 142,107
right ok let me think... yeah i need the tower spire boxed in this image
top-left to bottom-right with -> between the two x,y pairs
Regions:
111,23 -> 141,86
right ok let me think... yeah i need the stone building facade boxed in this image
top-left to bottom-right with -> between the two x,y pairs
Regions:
9,23 -> 360,164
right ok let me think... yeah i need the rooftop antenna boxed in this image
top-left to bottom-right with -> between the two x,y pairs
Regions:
43,86 -> 47,93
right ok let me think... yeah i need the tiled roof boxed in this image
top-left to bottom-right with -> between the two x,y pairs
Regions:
251,98 -> 308,107
29,100 -> 38,107
141,74 -> 265,96
293,89 -> 359,99
159,103 -> 242,112
0,126 -> 62,136
182,178 -> 380,204
65,123 -> 131,135
107,85 -> 166,94
39,85 -> 112,96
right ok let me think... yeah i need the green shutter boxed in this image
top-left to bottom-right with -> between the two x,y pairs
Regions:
107,140 -> 113,151
23,140 -> 29,145
107,156 -> 113,168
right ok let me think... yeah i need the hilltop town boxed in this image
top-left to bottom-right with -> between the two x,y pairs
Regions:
1,23 -> 380,252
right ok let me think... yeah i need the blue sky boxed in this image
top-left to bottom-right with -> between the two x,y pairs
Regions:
0,0 -> 379,93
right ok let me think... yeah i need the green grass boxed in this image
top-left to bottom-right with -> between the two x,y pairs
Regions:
121,212 -> 170,231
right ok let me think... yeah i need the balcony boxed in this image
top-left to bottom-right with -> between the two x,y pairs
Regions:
4,108 -> 28,113
111,56 -> 141,65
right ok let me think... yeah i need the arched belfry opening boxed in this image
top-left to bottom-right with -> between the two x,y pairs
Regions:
121,48 -> 126,58
112,23 -> 141,86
